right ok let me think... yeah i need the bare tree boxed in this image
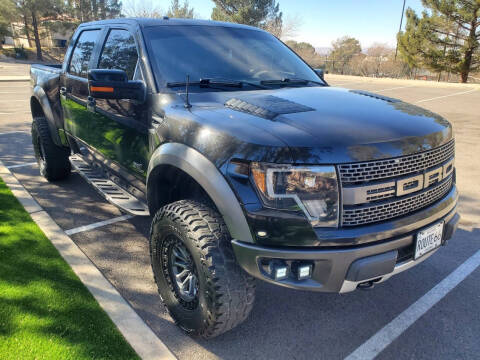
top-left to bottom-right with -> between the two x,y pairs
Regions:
122,0 -> 162,18
277,14 -> 302,39
366,43 -> 392,76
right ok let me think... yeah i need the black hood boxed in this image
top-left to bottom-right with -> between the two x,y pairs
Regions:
165,86 -> 453,164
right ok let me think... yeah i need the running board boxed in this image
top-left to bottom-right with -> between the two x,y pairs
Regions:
70,155 -> 150,216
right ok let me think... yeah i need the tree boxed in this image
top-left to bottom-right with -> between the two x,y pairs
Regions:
122,0 -> 162,18
70,0 -> 121,22
277,14 -> 301,39
167,0 -> 194,18
366,43 -> 392,76
12,0 -> 65,60
329,36 -> 362,74
285,40 -> 322,66
0,0 -> 19,48
211,0 -> 283,34
398,1 -> 480,83
104,0 -> 121,19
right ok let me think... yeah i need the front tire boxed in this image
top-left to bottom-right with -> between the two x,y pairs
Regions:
31,117 -> 71,181
150,200 -> 256,338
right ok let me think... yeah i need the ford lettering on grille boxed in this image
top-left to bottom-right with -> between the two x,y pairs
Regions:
343,158 -> 454,205
339,141 -> 455,227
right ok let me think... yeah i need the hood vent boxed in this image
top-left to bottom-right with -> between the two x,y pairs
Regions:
350,90 -> 400,103
225,94 -> 314,120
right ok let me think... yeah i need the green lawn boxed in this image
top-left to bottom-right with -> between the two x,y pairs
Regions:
0,178 -> 139,360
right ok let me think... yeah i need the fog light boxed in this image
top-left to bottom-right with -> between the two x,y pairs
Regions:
291,262 -> 313,280
268,260 -> 288,281
298,264 -> 312,280
275,266 -> 288,280
257,231 -> 267,238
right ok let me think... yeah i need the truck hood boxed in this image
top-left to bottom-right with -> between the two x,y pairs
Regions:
185,86 -> 453,164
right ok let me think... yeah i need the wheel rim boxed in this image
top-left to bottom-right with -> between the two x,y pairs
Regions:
167,237 -> 199,304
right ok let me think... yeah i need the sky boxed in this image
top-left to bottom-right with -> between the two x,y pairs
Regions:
125,0 -> 427,49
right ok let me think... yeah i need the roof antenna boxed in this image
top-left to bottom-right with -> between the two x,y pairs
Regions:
184,74 -> 192,109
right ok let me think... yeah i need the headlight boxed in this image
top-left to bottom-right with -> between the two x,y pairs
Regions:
251,162 -> 339,227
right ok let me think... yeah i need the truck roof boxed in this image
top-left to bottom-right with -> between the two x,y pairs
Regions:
79,17 -> 262,32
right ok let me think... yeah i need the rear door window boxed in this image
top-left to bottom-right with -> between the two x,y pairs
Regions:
98,29 -> 139,80
68,30 -> 101,78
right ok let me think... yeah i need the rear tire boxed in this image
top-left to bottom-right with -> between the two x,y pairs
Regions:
31,117 -> 71,181
149,200 -> 256,338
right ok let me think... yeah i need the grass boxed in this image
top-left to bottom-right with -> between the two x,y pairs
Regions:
0,177 -> 139,360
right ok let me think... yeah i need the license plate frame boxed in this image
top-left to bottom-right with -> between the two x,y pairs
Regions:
414,222 -> 444,260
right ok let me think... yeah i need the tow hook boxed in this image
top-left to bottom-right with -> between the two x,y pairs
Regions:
357,280 -> 376,290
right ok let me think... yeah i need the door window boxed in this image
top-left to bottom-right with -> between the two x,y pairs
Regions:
98,29 -> 139,80
68,30 -> 101,78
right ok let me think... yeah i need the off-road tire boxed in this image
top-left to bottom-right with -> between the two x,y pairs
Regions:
150,200 -> 256,338
31,117 -> 71,181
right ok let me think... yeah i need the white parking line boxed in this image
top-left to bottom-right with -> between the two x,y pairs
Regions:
345,249 -> 480,360
6,162 -> 37,169
65,214 -> 134,235
376,85 -> 415,92
415,89 -> 477,103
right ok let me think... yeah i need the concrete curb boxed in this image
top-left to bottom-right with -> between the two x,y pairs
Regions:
0,161 -> 176,360
0,77 -> 30,82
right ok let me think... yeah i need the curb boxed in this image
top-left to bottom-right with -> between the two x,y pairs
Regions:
0,161 -> 176,360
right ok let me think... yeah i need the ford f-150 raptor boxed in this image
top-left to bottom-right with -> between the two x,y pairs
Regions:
29,18 -> 459,338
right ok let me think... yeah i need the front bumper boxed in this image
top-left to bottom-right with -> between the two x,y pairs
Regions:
232,207 -> 459,293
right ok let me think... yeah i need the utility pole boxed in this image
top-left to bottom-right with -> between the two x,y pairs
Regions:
395,0 -> 407,60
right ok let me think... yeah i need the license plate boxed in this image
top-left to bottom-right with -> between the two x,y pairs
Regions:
415,222 -> 444,260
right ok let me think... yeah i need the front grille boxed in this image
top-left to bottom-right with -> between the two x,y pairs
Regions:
342,176 -> 453,226
339,140 -> 455,184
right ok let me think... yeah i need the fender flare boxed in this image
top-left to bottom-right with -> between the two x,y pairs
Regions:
32,85 -> 62,146
147,143 -> 254,243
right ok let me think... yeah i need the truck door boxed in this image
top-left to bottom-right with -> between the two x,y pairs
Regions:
61,28 -> 102,156
65,27 -> 149,181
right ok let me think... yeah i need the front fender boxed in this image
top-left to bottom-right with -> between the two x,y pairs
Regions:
147,143 -> 254,243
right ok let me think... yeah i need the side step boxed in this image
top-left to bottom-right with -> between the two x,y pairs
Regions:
70,155 -> 150,216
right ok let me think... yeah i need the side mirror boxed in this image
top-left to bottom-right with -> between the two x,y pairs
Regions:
88,69 -> 145,102
314,68 -> 325,80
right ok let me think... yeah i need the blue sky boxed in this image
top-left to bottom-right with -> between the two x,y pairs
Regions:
126,0 -> 426,48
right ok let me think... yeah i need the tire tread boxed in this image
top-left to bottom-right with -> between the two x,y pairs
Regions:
150,199 -> 256,338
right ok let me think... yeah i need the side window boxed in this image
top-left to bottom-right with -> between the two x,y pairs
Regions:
98,29 -> 139,80
69,30 -> 101,78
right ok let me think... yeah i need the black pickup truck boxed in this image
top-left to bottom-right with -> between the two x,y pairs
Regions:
29,18 -> 459,338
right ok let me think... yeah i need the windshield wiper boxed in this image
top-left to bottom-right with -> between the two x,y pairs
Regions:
167,78 -> 268,89
260,78 -> 324,86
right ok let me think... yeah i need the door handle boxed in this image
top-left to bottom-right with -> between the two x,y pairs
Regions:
60,87 -> 67,96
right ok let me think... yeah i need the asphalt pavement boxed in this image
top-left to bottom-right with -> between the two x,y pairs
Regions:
0,63 -> 478,360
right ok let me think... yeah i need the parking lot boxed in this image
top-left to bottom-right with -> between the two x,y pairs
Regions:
0,64 -> 479,359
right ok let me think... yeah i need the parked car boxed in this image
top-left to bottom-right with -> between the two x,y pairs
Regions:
29,18 -> 459,338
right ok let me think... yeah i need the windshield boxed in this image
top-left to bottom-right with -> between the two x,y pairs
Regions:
143,25 -> 324,90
